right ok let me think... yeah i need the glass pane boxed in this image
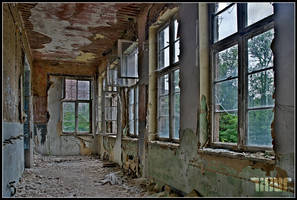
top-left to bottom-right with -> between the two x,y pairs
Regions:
174,69 -> 180,93
215,4 -> 237,41
174,40 -> 180,63
248,109 -> 273,146
105,107 -> 117,121
248,29 -> 274,73
248,69 -> 274,108
65,79 -> 77,100
129,105 -> 134,121
159,74 -> 169,95
108,69 -> 118,85
126,49 -> 138,77
159,25 -> 169,50
158,47 -> 170,69
159,95 -> 169,116
216,45 -> 238,81
214,111 -> 238,143
248,3 -> 273,26
159,116 -> 169,138
215,3 -> 233,13
173,92 -> 180,139
112,121 -> 117,134
215,79 -> 238,111
129,88 -> 134,105
78,80 -> 90,100
78,103 -> 90,132
135,119 -> 139,136
129,119 -> 134,134
63,102 -> 75,132
174,19 -> 179,40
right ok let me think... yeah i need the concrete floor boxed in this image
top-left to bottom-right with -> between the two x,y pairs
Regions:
13,153 -> 149,198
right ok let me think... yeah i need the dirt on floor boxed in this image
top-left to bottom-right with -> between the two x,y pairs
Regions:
13,152 -> 150,198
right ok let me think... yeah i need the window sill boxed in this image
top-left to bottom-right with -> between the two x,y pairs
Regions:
198,147 -> 275,164
97,133 -> 117,138
61,133 -> 93,137
122,137 -> 138,142
149,140 -> 180,149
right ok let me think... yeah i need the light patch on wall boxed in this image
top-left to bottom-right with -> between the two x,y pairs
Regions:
94,33 -> 105,40
75,51 -> 97,62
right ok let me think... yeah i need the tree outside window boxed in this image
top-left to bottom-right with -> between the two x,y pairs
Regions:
62,78 -> 91,134
157,17 -> 180,141
211,3 -> 274,149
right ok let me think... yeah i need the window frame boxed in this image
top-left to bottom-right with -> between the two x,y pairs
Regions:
102,76 -> 118,135
156,15 -> 180,143
61,77 -> 92,135
127,85 -> 139,138
209,3 -> 275,152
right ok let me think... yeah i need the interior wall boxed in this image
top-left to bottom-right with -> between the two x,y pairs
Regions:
31,60 -> 97,155
2,4 -> 25,197
144,3 -> 294,197
273,2 -> 295,181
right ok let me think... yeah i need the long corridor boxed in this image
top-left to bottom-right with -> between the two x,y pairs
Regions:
14,153 -> 147,198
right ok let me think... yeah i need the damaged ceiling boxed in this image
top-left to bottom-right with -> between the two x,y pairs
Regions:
16,3 -> 147,66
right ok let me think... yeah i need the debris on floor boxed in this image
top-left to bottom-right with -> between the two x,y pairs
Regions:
99,171 -> 123,185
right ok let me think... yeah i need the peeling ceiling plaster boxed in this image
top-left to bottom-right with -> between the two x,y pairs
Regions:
29,3 -> 117,61
18,3 -> 146,65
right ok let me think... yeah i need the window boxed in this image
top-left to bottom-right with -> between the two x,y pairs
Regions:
128,86 -> 139,137
102,77 -> 118,135
210,3 -> 274,150
157,17 -> 180,141
62,78 -> 92,134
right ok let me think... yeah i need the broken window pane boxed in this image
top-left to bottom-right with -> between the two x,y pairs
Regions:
214,4 -> 237,41
129,88 -> 134,105
158,47 -> 170,69
247,109 -> 273,146
63,102 -> 75,132
216,45 -> 238,81
248,69 -> 274,108
215,111 -> 238,143
174,19 -> 179,41
125,48 -> 138,78
159,74 -> 169,95
173,92 -> 180,139
174,40 -> 180,63
65,79 -> 77,100
215,3 -> 234,13
215,79 -> 238,111
174,69 -> 180,93
105,107 -> 117,121
248,3 -> 273,26
159,116 -> 169,138
78,80 -> 90,100
135,86 -> 139,136
78,103 -> 90,132
248,29 -> 274,73
159,25 -> 170,50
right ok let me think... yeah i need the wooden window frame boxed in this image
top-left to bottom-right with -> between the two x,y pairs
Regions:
61,77 -> 92,135
127,85 -> 139,138
156,15 -> 180,143
209,3 -> 275,152
102,76 -> 118,135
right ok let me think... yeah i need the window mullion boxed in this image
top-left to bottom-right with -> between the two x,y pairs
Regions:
237,4 -> 248,149
169,71 -> 173,140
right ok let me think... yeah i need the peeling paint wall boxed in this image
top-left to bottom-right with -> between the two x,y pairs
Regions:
34,75 -> 94,155
143,3 -> 294,197
2,4 -> 26,197
31,60 -> 97,155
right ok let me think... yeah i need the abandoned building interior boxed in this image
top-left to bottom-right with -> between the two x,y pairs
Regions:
2,2 -> 295,198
